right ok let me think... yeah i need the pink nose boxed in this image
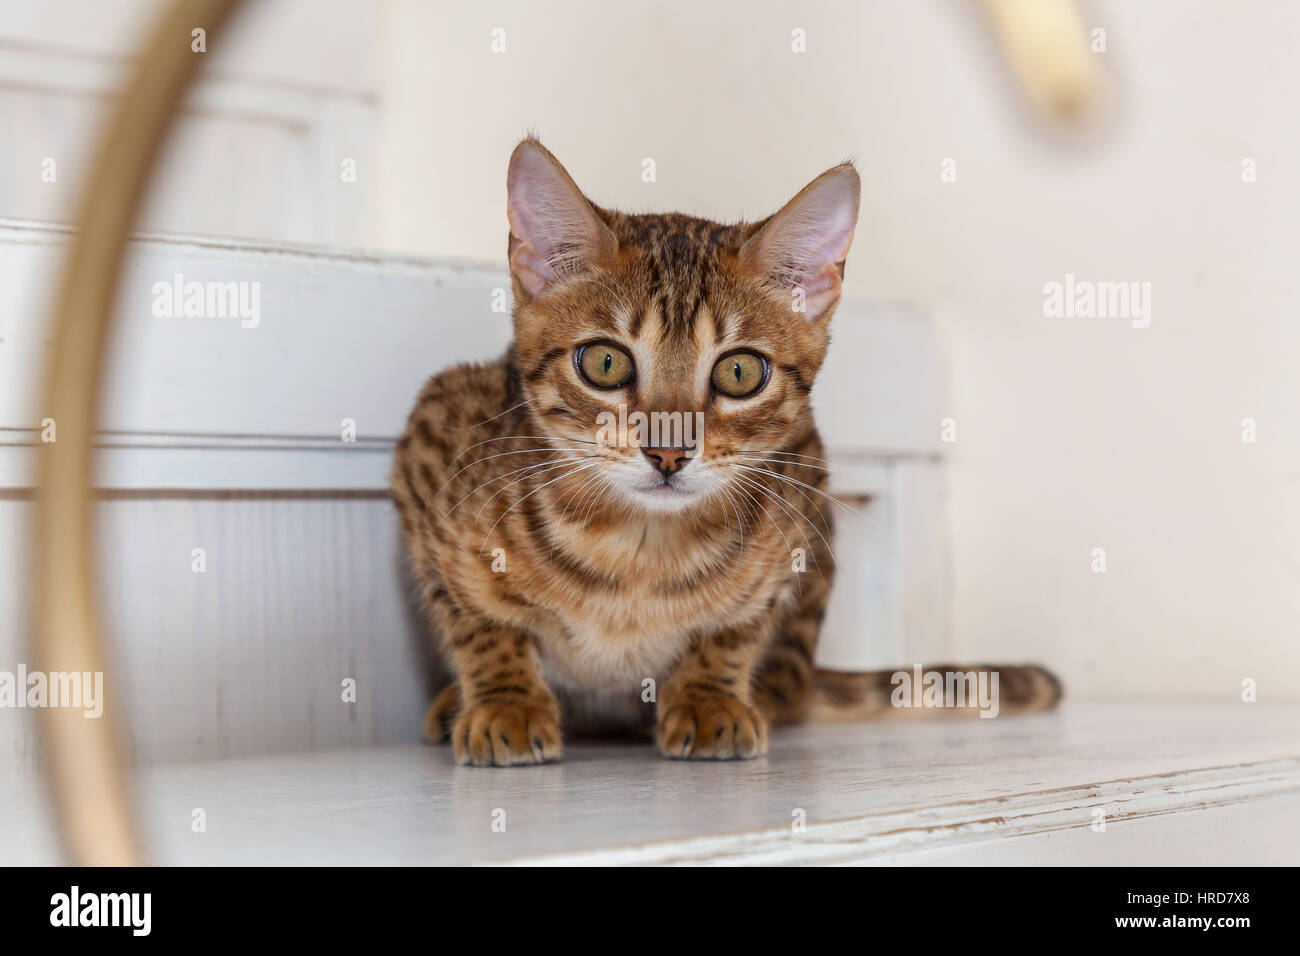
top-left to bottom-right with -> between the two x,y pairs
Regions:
642,447 -> 690,476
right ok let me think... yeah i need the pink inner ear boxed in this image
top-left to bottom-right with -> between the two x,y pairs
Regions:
509,238 -> 553,300
745,165 -> 860,321
799,262 -> 843,322
506,142 -> 611,299
506,170 -> 567,294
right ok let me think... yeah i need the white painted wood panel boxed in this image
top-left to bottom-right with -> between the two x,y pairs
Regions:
0,221 -> 514,452
0,0 -> 379,245
0,220 -> 943,488
812,302 -> 944,456
0,496 -> 428,775
816,481 -> 903,669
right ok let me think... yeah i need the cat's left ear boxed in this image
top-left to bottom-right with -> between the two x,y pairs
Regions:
739,163 -> 860,322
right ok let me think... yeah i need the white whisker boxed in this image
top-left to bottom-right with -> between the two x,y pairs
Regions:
733,447 -> 829,465
448,433 -> 599,468
439,445 -> 600,495
733,472 -> 823,572
446,398 -> 538,431
446,454 -> 588,517
470,456 -> 596,522
479,461 -> 604,556
733,463 -> 862,518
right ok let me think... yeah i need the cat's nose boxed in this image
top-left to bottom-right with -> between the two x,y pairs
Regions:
642,447 -> 690,477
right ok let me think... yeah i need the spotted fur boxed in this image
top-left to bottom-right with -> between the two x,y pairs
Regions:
393,139 -> 1059,766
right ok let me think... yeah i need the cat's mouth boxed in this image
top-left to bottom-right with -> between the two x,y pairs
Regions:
644,476 -> 688,495
624,471 -> 706,511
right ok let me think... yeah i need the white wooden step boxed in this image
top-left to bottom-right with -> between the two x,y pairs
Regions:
2,702 -> 1294,865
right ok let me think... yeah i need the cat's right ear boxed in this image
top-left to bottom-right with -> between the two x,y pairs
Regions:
507,139 -> 616,302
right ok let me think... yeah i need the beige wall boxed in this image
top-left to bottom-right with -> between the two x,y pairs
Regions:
375,0 -> 1300,699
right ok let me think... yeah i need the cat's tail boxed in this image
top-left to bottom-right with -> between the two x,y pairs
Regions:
754,663 -> 1061,724
803,663 -> 1062,722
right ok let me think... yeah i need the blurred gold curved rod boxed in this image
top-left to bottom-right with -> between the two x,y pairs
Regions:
32,0 -> 244,866
980,0 -> 1097,119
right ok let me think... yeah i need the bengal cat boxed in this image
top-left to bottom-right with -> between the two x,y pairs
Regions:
391,138 -> 1060,766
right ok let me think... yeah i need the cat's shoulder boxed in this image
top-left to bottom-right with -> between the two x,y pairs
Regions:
398,354 -> 525,464
408,354 -> 524,428
411,355 -> 516,410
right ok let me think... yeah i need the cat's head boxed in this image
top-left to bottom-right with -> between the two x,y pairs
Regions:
507,137 -> 859,514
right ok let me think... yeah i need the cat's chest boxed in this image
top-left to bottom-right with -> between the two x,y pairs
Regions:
527,534 -> 779,689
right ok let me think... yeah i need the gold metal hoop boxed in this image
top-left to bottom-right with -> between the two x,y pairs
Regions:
31,0 -> 245,866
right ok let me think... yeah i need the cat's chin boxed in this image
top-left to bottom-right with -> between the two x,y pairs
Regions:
622,481 -> 707,514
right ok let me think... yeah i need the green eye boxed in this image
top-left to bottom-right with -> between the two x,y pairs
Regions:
711,351 -> 768,398
576,342 -> 635,389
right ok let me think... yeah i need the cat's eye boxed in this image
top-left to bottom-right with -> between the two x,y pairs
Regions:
576,342 -> 635,389
711,351 -> 769,398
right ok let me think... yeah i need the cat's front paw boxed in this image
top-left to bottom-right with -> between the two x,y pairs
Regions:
657,696 -> 768,760
452,698 -> 563,767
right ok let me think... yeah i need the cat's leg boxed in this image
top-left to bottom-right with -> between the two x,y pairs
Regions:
429,592 -> 562,766
656,626 -> 772,760
448,623 -> 563,766
752,559 -> 833,725
753,464 -> 836,725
